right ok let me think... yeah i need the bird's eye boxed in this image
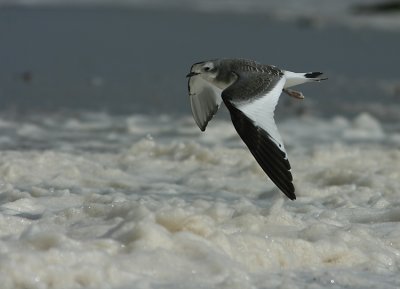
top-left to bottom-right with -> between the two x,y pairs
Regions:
204,67 -> 210,72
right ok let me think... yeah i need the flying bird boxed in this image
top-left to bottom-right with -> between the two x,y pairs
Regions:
187,58 -> 327,200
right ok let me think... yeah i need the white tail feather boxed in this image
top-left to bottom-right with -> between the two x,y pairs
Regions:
283,70 -> 325,88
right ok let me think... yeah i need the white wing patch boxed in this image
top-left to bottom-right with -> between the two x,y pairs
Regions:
235,77 -> 287,153
189,75 -> 223,131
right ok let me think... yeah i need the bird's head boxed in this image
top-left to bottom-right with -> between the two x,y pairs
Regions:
186,59 -> 237,90
186,60 -> 219,79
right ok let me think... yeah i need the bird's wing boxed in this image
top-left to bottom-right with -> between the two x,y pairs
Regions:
222,76 -> 296,200
188,74 -> 223,131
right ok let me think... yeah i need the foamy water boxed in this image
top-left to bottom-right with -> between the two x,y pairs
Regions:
0,111 -> 399,288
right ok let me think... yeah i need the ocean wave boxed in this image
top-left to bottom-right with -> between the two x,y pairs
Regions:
0,111 -> 399,288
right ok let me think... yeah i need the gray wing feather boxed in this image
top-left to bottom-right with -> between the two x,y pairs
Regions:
188,75 -> 223,131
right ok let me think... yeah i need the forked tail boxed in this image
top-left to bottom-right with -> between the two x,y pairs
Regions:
304,72 -> 326,79
283,70 -> 327,88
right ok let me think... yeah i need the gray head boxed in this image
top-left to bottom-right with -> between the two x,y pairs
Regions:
186,59 -> 237,90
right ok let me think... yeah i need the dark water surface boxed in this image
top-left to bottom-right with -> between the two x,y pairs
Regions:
1,6 -> 399,119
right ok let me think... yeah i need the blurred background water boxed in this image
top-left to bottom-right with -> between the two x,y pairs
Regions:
1,0 -> 400,120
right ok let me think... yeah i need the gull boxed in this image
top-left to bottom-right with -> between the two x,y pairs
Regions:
186,58 -> 327,200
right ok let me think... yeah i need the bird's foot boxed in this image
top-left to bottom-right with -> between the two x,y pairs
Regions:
283,88 -> 304,100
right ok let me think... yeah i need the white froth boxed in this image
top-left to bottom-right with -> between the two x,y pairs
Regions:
0,112 -> 399,289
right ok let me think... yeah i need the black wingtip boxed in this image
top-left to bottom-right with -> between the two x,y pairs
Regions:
286,191 -> 296,200
197,120 -> 207,132
224,101 -> 298,201
281,183 -> 296,200
304,72 -> 323,79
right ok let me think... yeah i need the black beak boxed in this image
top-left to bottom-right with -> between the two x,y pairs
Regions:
186,72 -> 200,78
